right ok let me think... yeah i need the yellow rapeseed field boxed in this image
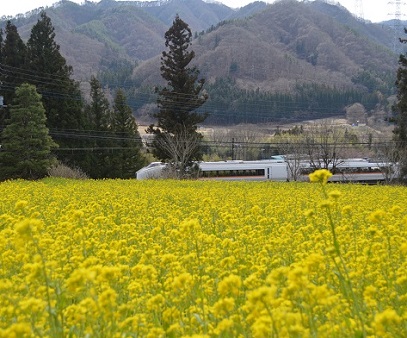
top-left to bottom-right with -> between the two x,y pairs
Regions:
0,171 -> 407,337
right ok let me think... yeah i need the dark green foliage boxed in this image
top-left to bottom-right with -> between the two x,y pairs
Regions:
26,12 -> 84,130
203,78 -> 382,124
0,83 -> 57,180
0,28 -> 2,64
25,12 -> 86,170
86,76 -> 111,131
394,30 -> 407,181
98,58 -> 136,89
98,58 -> 147,113
108,89 -> 145,178
81,79 -> 145,178
81,76 -> 112,178
147,15 -> 208,170
0,21 -> 26,109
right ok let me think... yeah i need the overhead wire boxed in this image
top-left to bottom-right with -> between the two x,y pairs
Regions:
0,62 -> 383,118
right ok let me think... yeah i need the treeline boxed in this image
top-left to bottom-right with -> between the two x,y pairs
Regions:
99,61 -> 388,125
99,71 -> 385,125
0,13 -> 145,180
201,78 -> 384,124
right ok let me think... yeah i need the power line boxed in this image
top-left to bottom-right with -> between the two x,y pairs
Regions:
0,60 -> 392,122
388,0 -> 406,53
0,77 -> 377,119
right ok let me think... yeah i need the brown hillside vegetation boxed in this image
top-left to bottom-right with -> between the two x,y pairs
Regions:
133,0 -> 397,94
1,0 -> 400,125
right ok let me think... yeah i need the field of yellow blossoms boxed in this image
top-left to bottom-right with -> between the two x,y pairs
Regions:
1,171 -> 407,337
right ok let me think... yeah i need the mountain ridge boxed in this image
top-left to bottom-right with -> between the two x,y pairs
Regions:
0,0 -> 402,123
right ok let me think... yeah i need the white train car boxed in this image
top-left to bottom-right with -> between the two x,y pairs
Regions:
199,159 -> 288,181
136,162 -> 167,180
136,158 -> 394,183
135,159 -> 288,181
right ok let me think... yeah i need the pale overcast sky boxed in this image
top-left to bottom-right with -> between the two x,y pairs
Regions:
0,0 -> 396,23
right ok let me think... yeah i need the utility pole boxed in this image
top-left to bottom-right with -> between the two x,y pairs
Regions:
389,0 -> 405,54
232,138 -> 235,160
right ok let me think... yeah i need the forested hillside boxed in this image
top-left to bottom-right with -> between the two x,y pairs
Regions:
130,0 -> 399,123
0,0 -> 403,124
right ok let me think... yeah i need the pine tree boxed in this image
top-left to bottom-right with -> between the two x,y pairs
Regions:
25,11 -> 86,171
83,76 -> 112,178
0,28 -> 4,65
0,83 -> 57,180
86,76 -> 111,131
0,28 -> 3,131
26,11 -> 84,130
0,21 -> 27,108
394,33 -> 407,181
147,15 -> 208,176
109,89 -> 145,178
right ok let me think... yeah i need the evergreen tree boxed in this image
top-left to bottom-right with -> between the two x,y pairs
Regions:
83,76 -> 112,178
394,31 -> 407,181
0,83 -> 57,180
0,21 -> 26,108
85,76 -> 111,131
0,28 -> 3,130
109,89 -> 145,178
26,11 -> 83,130
0,28 -> 3,68
25,11 -> 86,170
147,15 -> 208,176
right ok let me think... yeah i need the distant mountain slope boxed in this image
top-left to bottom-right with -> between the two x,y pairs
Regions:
224,1 -> 268,20
1,0 -> 398,82
0,0 -> 403,123
73,5 -> 168,61
308,0 -> 395,50
1,0 -> 237,79
133,0 -> 397,94
143,0 -> 234,31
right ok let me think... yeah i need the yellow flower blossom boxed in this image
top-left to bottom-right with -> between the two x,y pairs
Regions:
328,190 -> 342,200
0,178 -> 407,337
146,294 -> 165,312
368,209 -> 386,223
217,274 -> 242,297
308,169 -> 332,184
212,297 -> 235,317
98,287 -> 117,310
15,219 -> 34,238
373,308 -> 402,336
213,318 -> 234,335
15,200 -> 28,210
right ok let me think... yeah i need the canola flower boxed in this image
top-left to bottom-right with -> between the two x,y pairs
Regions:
308,168 -> 332,184
0,176 -> 406,337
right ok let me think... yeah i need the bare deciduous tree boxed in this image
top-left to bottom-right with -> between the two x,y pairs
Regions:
373,140 -> 400,184
275,136 -> 307,181
227,124 -> 264,160
304,121 -> 345,173
155,127 -> 202,179
205,124 -> 265,161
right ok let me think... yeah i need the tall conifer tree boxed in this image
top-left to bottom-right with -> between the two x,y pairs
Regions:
0,28 -> 3,130
25,12 -> 86,170
0,21 -> 26,108
83,76 -> 112,178
394,31 -> 407,181
0,83 -> 57,180
109,89 -> 145,178
0,28 -> 3,63
147,15 -> 208,176
26,11 -> 83,130
86,76 -> 111,131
